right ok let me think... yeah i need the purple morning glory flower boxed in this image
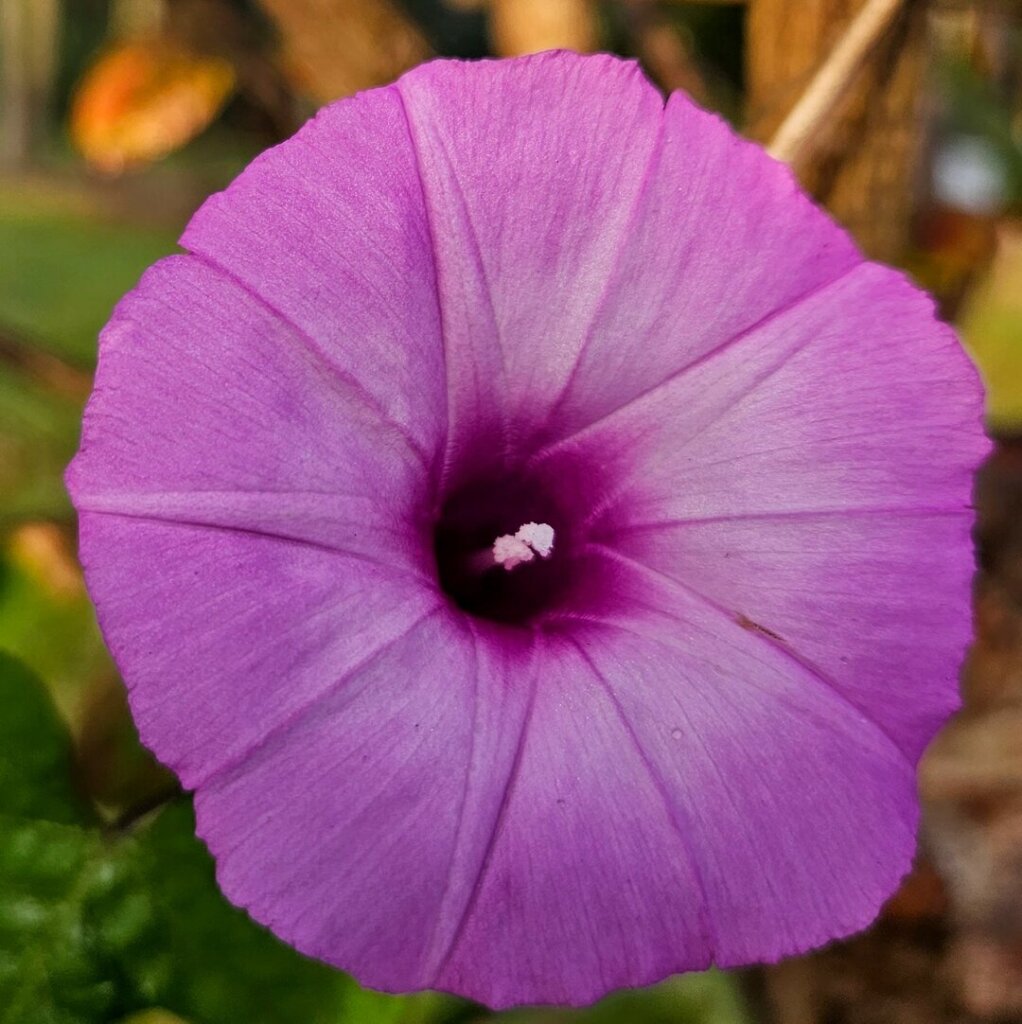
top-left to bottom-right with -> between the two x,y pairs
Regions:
67,52 -> 986,1009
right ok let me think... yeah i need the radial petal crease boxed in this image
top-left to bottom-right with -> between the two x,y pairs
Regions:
586,542 -> 913,766
569,638 -> 717,960
430,630 -> 541,983
530,261 -> 863,465
187,251 -> 433,471
197,605 -> 446,790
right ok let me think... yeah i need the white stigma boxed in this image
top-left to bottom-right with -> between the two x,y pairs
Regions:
492,521 -> 555,572
516,521 -> 554,558
492,534 -> 535,571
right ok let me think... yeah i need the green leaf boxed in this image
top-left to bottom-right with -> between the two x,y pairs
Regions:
0,652 -> 94,825
1,794 -> 460,1024
0,654 -> 110,1022
116,1013 -> 190,1024
92,801 -> 384,1024
0,816 -> 114,1024
495,971 -> 752,1024
0,540 -> 110,710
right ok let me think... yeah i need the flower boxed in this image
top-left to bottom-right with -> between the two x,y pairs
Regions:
67,51 -> 987,1009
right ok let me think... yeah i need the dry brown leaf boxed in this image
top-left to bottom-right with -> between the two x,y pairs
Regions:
257,0 -> 429,103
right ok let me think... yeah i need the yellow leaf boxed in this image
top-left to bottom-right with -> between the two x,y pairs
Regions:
70,40 -> 235,175
961,221 -> 1022,431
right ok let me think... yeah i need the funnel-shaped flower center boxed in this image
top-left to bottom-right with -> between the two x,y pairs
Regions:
434,470 -> 576,625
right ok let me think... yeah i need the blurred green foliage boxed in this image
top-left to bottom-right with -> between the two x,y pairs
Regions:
0,538 -> 109,710
941,57 -> 1022,214
0,188 -> 175,365
0,653 -> 93,824
0,363 -> 82,521
962,229 -> 1022,430
0,188 -> 176,521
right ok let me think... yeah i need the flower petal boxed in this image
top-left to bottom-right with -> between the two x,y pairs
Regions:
541,88 -> 863,440
431,565 -> 916,1004
534,263 -> 985,522
395,52 -> 665,471
549,550 -> 918,968
179,86 -> 446,461
193,615 -> 536,997
608,509 -> 972,762
67,256 -> 430,567
77,514 -> 441,788
533,263 -> 985,763
65,51 -> 987,1010
432,632 -> 710,1007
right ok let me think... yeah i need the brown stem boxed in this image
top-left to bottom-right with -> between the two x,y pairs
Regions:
766,0 -> 906,167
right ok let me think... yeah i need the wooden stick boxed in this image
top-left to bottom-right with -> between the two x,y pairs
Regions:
766,0 -> 905,166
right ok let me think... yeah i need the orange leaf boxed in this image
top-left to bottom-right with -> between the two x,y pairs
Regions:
70,40 -> 235,175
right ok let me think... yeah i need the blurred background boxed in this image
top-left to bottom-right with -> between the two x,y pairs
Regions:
2,1 -> 1022,1022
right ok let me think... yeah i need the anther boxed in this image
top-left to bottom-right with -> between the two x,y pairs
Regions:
492,521 -> 556,572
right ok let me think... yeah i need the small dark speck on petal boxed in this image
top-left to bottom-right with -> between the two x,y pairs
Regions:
736,613 -> 784,643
